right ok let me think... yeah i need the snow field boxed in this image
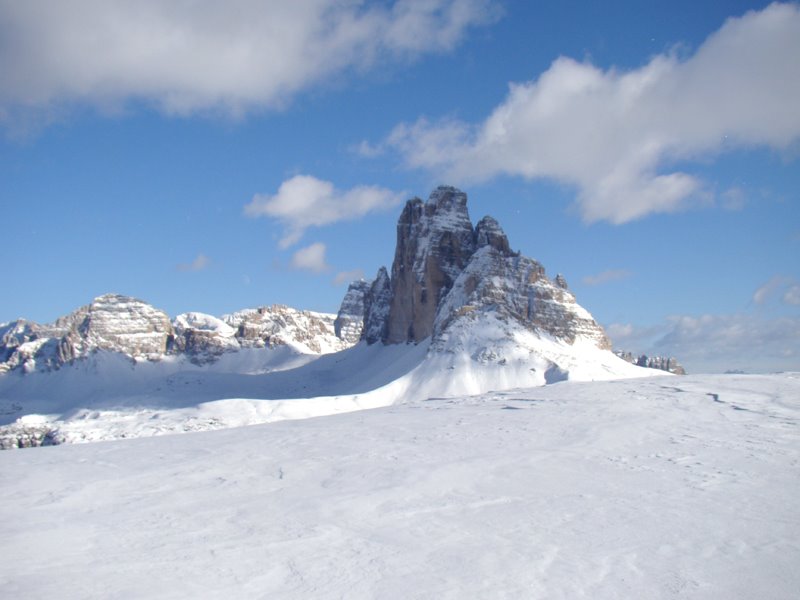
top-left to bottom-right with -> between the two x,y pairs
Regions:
0,373 -> 798,598
0,332 -> 652,444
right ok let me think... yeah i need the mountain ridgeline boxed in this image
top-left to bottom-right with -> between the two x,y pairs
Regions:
0,299 -> 349,374
1,186 -> 679,376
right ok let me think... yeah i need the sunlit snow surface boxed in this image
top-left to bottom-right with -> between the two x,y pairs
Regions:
0,315 -> 654,445
1,373 -> 798,598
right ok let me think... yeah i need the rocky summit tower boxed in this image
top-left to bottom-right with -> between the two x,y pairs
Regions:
337,185 -> 611,350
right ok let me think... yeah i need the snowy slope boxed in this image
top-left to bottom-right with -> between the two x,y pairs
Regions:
0,318 -> 655,446
1,373 -> 797,598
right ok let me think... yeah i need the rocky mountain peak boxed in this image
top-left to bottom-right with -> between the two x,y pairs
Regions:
172,312 -> 238,364
340,186 -> 612,351
426,184 -> 468,210
58,294 -> 174,363
385,187 -> 477,343
475,215 -> 512,256
362,268 -> 392,344
334,279 -> 371,345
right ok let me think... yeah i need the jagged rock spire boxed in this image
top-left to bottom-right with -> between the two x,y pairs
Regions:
385,186 -> 477,343
475,215 -> 512,256
339,185 -> 611,350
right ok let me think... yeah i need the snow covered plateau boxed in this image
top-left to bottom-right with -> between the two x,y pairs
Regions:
1,373 -> 798,598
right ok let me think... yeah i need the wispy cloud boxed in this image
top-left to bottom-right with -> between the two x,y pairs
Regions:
720,187 -> 746,211
753,275 -> 798,305
605,322 -> 669,352
0,0 -> 500,129
245,175 -> 404,248
333,269 -> 365,286
655,314 -> 800,372
176,254 -> 210,272
607,313 -> 800,373
582,269 -> 632,286
783,285 -> 800,306
353,140 -> 385,158
380,3 -> 800,224
290,242 -> 330,274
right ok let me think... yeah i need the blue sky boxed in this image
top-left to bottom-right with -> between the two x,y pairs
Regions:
1,0 -> 798,372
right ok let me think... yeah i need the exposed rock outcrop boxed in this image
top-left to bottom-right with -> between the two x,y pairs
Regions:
0,320 -> 42,373
362,268 -> 392,345
71,294 -> 173,359
475,215 -> 512,256
386,186 -> 477,343
433,244 -> 610,349
172,312 -> 239,364
223,305 -> 349,355
334,280 -> 371,345
614,351 -> 686,375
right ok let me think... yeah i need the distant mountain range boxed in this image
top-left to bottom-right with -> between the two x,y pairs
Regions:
0,296 -> 349,374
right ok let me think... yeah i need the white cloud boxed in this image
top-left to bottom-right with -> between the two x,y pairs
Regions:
245,175 -> 404,248
333,269 -> 365,286
383,3 -> 800,224
177,254 -> 210,272
582,269 -> 632,286
290,242 -> 330,274
0,0 -> 499,126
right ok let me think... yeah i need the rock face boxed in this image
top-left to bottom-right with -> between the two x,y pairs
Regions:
334,280 -> 371,345
223,305 -> 349,355
65,294 -> 173,360
386,186 -> 476,343
0,295 -> 174,373
615,351 -> 686,375
345,186 -> 611,350
172,312 -> 239,365
0,296 -> 354,374
362,268 -> 392,345
0,320 -> 52,374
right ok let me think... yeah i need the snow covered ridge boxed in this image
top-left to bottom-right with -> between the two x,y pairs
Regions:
0,185 -> 666,447
0,295 -> 351,374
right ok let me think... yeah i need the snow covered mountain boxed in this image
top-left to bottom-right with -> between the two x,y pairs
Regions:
0,295 -> 351,374
0,185 -> 656,447
339,185 -> 630,379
